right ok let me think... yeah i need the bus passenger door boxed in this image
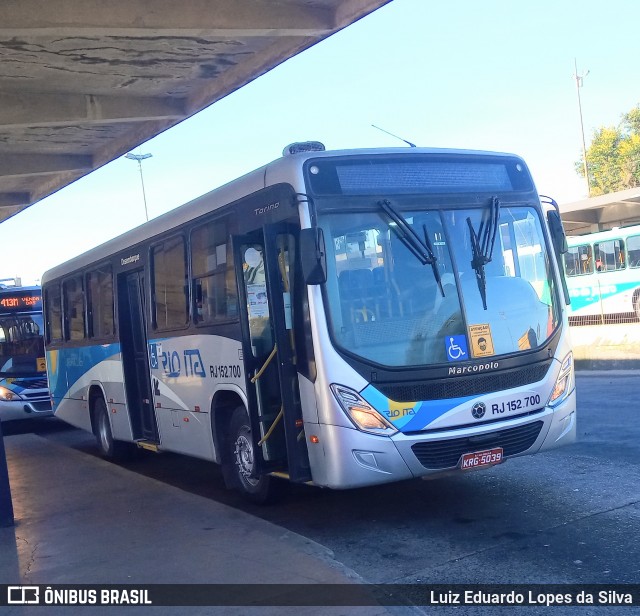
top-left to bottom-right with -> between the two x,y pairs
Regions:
234,225 -> 311,483
118,270 -> 159,443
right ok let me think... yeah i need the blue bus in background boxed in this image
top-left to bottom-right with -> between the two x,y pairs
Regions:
0,281 -> 52,421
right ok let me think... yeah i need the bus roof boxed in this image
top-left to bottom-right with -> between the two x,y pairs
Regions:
41,146 -> 525,284
567,223 -> 640,245
0,284 -> 40,292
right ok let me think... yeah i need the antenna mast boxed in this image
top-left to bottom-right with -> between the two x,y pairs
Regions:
371,124 -> 416,148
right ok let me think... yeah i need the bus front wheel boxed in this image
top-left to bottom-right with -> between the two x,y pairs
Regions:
94,397 -> 129,461
228,406 -> 279,504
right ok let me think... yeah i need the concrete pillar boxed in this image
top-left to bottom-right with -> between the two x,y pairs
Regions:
0,420 -> 14,527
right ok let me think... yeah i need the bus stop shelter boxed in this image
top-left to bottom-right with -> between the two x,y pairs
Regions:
560,187 -> 640,235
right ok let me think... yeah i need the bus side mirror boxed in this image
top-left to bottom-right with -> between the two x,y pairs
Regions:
547,210 -> 568,254
300,228 -> 327,285
547,209 -> 571,305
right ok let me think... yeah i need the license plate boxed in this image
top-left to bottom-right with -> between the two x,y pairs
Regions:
459,447 -> 503,470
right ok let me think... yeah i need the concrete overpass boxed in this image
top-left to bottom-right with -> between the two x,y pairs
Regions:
0,0 -> 391,224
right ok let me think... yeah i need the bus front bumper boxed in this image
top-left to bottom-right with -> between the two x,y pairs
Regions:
307,393 -> 576,489
0,400 -> 53,422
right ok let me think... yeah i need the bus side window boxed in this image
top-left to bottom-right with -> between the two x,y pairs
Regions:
152,235 -> 189,330
190,218 -> 238,324
628,234 -> 640,267
565,244 -> 592,276
86,265 -> 114,338
62,274 -> 86,341
597,239 -> 626,272
564,248 -> 578,276
45,284 -> 63,343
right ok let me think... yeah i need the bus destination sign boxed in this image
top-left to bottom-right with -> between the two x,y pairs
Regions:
0,292 -> 42,312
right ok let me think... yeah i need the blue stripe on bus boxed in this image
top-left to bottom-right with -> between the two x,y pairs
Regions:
47,343 -> 121,401
568,280 -> 638,313
361,384 -> 474,432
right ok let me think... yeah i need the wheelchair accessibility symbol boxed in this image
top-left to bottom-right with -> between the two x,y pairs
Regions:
446,335 -> 468,361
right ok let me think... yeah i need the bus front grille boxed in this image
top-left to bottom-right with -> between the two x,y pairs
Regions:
12,378 -> 48,390
376,361 -> 552,402
411,420 -> 544,470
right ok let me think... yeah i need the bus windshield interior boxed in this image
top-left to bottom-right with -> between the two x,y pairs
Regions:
0,313 -> 45,376
319,204 -> 559,367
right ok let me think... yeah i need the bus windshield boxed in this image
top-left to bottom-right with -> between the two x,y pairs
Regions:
0,313 -> 45,376
320,203 -> 559,367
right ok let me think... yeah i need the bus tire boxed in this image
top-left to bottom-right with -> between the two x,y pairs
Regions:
228,406 -> 279,504
94,397 -> 129,461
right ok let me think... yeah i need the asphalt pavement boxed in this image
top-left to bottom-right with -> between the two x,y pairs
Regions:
0,432 -> 414,615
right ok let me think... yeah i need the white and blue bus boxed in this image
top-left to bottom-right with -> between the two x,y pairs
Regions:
0,282 -> 52,422
41,144 -> 576,502
564,224 -> 640,324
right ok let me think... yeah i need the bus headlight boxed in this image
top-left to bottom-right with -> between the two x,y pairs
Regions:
330,384 -> 398,436
0,386 -> 22,401
548,352 -> 573,407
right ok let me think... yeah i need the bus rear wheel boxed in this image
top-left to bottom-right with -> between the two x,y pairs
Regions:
228,406 -> 279,504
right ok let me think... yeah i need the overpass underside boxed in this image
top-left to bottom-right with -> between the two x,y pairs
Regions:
0,0 -> 390,223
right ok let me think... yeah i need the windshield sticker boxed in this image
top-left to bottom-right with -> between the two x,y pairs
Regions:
244,247 -> 262,267
247,284 -> 269,318
446,335 -> 468,361
469,324 -> 495,357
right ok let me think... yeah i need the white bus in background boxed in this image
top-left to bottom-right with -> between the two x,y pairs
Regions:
564,224 -> 640,324
42,143 -> 575,502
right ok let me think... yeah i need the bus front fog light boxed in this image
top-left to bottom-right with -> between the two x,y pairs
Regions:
331,384 -> 397,436
353,450 -> 379,469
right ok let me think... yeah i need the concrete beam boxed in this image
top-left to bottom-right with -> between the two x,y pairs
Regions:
0,93 -> 186,129
561,187 -> 640,214
0,0 -> 334,37
335,0 -> 391,29
561,209 -> 601,224
0,192 -> 30,208
0,154 -> 93,178
598,201 -> 640,225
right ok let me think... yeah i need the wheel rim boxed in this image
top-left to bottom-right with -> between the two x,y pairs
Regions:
98,410 -> 110,453
234,430 -> 259,487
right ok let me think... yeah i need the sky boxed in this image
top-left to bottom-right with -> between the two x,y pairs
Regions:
2,0 -> 640,286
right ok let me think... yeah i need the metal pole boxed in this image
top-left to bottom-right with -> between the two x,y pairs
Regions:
0,420 -> 15,527
125,152 -> 152,222
136,159 -> 150,222
574,58 -> 590,197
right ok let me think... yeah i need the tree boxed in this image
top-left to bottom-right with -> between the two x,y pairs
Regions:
576,104 -> 640,196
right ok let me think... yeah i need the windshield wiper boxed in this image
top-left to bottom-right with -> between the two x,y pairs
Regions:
466,196 -> 500,310
379,199 -> 444,296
